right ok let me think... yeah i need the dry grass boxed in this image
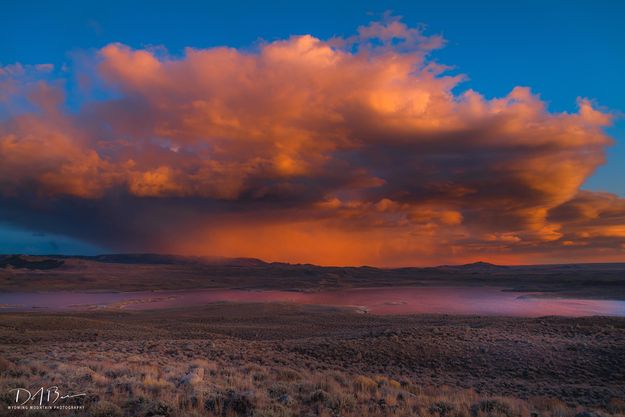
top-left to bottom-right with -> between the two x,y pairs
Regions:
0,354 -> 615,417
1,304 -> 624,417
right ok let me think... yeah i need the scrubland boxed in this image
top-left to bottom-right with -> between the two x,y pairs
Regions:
1,303 -> 624,417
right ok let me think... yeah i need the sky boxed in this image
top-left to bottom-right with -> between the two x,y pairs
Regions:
0,0 -> 624,265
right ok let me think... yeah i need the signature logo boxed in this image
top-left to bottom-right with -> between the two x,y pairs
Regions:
7,386 -> 86,410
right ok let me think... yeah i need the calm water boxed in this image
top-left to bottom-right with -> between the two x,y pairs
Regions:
1,287 -> 624,317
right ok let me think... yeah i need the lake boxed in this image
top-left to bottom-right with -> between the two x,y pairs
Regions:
2,286 -> 625,316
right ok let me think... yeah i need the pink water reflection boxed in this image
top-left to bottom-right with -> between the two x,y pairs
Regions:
1,287 -> 624,317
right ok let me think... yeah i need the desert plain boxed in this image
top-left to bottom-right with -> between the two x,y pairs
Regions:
1,255 -> 624,417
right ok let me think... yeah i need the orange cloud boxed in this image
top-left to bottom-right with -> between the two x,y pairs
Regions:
0,18 -> 623,265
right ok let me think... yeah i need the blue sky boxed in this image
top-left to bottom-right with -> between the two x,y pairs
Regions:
1,0 -> 624,259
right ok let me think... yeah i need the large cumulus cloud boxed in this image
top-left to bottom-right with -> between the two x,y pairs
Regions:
0,17 -> 623,265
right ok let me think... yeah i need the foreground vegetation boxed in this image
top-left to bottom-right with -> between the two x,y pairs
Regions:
3,354 -> 624,417
1,303 -> 624,416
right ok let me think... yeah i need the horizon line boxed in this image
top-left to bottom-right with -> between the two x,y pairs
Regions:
2,253 -> 625,269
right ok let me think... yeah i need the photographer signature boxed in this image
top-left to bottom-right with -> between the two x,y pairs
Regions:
9,386 -> 86,406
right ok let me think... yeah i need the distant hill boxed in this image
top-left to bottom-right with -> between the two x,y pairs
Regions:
2,253 -> 625,297
439,261 -> 509,271
0,253 -> 270,268
0,255 -> 65,270
2,253 -> 625,272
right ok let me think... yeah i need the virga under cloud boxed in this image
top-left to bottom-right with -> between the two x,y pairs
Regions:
1,17 -> 623,265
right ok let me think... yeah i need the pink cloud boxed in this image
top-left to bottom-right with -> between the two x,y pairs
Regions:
0,17 -> 623,265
